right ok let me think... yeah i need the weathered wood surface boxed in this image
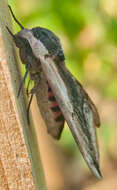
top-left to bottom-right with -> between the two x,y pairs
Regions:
0,1 -> 46,190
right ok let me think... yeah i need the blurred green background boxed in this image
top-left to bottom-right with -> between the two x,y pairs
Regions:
8,0 -> 117,189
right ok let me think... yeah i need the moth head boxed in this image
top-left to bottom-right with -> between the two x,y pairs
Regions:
6,6 -> 36,65
7,26 -> 32,65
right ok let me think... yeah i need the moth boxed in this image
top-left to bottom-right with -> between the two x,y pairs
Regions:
7,6 -> 102,179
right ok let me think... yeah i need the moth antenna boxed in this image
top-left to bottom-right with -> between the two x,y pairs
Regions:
8,5 -> 24,29
6,26 -> 16,39
27,93 -> 33,125
17,64 -> 30,98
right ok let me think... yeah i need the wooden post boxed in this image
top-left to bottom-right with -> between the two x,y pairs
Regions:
0,1 -> 47,190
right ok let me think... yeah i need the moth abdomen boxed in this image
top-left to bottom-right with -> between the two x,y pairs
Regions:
51,105 -> 60,112
48,91 -> 56,102
54,111 -> 64,122
47,82 -> 64,126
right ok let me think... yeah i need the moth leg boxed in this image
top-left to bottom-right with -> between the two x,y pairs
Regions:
17,64 -> 30,97
26,79 -> 31,96
26,87 -> 37,124
27,93 -> 33,124
27,73 -> 40,124
26,73 -> 39,96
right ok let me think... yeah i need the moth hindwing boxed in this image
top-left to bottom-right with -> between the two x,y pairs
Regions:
7,5 -> 102,179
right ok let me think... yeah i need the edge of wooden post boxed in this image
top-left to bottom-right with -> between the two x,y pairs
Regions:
0,1 -> 47,190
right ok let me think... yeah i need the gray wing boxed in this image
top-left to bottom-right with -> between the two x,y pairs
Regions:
40,60 -> 102,179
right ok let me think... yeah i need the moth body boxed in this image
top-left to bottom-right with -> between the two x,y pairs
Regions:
7,6 -> 102,179
14,27 -> 65,139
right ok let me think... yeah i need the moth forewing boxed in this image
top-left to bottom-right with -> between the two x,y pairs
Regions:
39,59 -> 101,179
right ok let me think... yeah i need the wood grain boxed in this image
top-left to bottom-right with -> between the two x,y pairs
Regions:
0,1 -> 46,190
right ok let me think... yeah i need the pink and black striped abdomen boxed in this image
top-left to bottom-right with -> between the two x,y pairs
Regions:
48,83 -> 65,128
47,60 -> 65,129
34,61 -> 65,140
